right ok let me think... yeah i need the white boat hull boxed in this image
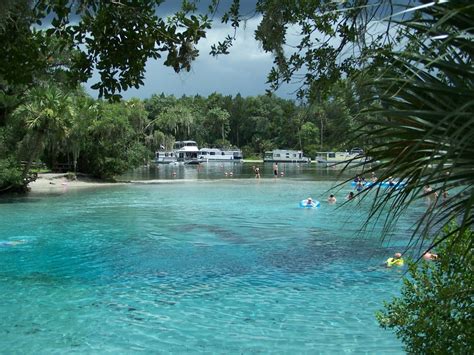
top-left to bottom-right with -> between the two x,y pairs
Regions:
263,149 -> 310,163
198,148 -> 243,162
155,151 -> 177,164
317,158 -> 367,166
316,149 -> 368,167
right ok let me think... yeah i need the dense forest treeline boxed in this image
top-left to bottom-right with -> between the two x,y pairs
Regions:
0,79 -> 368,191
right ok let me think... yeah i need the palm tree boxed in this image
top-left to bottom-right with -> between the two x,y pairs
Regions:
207,107 -> 230,144
13,85 -> 73,180
69,93 -> 98,174
355,1 -> 474,253
155,104 -> 194,140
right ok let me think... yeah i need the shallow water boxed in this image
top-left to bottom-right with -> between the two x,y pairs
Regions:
0,168 -> 415,353
120,160 -> 361,181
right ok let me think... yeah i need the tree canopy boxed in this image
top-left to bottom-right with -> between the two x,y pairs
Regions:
1,0 -> 214,100
0,1 -> 427,100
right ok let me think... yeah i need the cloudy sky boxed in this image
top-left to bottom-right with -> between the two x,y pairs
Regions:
123,19 -> 290,100
86,1 -> 299,101
84,1 -> 405,101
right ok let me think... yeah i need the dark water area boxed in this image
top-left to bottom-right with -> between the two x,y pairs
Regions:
120,161 -> 365,182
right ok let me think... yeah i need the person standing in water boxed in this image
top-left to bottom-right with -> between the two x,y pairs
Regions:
273,162 -> 278,177
370,172 -> 378,183
255,166 -> 261,179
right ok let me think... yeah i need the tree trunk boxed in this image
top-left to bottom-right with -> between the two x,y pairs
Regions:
21,133 -> 44,186
320,116 -> 324,149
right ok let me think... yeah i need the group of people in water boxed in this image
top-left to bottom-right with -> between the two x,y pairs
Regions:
327,192 -> 354,202
423,184 -> 449,203
301,170 -> 430,206
384,250 -> 439,268
301,189 -> 357,207
252,163 -> 285,179
353,172 -> 380,191
301,192 -> 354,207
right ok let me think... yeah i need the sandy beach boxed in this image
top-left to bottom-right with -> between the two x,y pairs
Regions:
27,173 -> 124,193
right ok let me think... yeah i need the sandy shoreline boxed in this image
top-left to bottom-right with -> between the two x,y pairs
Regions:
27,173 -> 125,193
27,173 -> 197,193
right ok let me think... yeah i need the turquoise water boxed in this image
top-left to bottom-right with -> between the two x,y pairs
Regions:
0,174 -> 417,353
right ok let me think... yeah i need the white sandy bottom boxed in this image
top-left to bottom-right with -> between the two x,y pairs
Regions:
27,173 -> 123,193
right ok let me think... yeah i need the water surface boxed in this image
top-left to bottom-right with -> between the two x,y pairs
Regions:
0,169 -> 414,353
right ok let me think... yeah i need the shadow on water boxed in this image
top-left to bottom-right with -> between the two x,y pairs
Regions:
0,195 -> 47,204
175,223 -> 245,244
261,235 -> 394,275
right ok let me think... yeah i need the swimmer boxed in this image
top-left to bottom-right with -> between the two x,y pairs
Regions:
346,191 -> 355,200
423,184 -> 433,194
327,194 -> 337,203
306,197 -> 314,206
422,251 -> 438,261
385,252 -> 404,267
370,172 -> 378,183
423,184 -> 437,201
0,240 -> 27,247
388,176 -> 396,187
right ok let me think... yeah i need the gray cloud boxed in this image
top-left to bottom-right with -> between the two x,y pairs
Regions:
86,16 -> 297,100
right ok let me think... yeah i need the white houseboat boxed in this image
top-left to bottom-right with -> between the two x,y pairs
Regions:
198,148 -> 243,162
174,140 -> 200,164
155,150 -> 177,164
315,148 -> 367,167
263,149 -> 311,163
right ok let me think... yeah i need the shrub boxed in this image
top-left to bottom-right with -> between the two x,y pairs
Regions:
0,158 -> 25,192
377,225 -> 474,354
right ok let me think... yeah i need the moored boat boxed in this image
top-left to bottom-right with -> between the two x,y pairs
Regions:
155,150 -> 177,164
263,149 -> 311,163
316,148 -> 367,167
198,148 -> 243,162
174,140 -> 200,165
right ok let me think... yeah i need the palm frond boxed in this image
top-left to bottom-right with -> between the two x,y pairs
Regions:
351,1 -> 474,254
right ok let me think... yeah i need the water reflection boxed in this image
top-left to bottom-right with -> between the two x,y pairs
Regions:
121,162 -> 364,182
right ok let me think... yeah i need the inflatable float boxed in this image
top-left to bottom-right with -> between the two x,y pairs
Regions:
385,257 -> 404,267
299,199 -> 320,208
351,181 -> 406,189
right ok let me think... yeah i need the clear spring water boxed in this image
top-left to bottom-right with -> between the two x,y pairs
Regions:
0,165 -> 420,353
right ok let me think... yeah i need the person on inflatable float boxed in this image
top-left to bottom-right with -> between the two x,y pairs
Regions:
306,197 -> 314,207
385,252 -> 404,267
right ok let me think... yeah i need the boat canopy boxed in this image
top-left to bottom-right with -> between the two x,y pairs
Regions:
174,141 -> 198,149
